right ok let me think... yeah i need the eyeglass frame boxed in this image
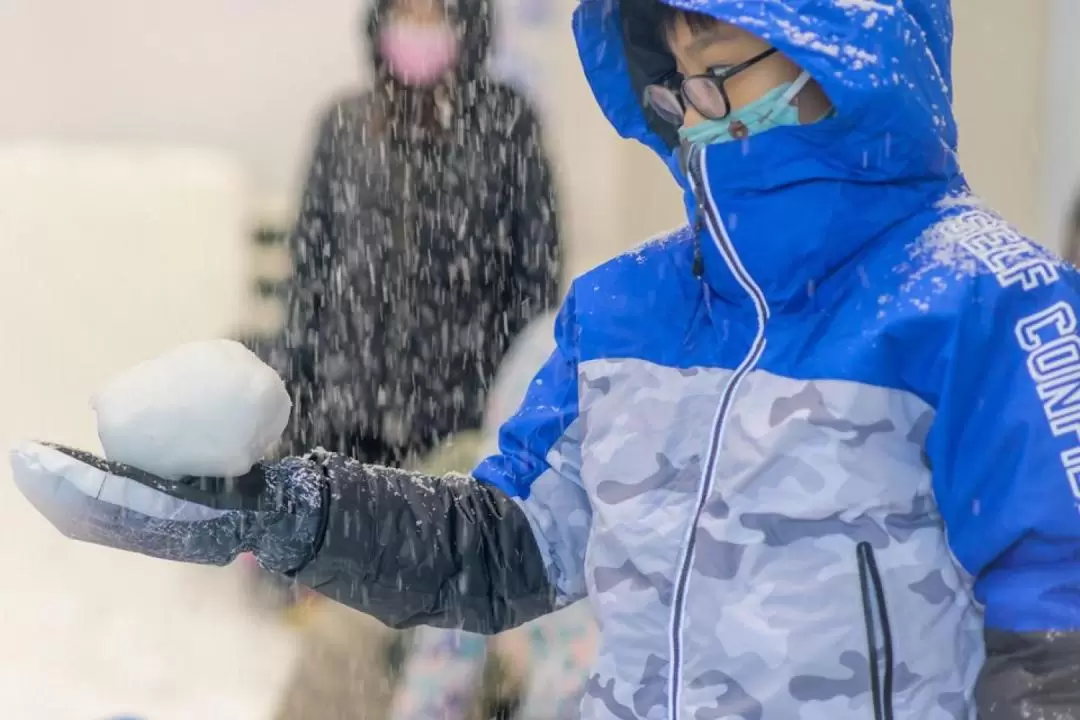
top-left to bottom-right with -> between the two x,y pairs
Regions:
644,47 -> 780,127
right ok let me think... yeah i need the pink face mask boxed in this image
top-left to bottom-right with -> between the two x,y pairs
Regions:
379,21 -> 459,86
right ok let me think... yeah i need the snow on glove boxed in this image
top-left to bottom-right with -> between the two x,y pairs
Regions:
8,442 -> 328,573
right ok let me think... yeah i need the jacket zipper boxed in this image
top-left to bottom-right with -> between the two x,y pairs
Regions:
667,147 -> 771,720
857,542 -> 895,720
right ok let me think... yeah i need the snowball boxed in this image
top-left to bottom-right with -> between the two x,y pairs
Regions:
92,339 -> 291,479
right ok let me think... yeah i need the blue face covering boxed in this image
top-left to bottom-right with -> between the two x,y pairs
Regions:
679,71 -> 814,146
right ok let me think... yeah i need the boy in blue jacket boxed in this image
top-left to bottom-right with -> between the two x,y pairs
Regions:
12,1 -> 1080,718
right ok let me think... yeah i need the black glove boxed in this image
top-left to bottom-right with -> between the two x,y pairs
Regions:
9,442 -> 328,574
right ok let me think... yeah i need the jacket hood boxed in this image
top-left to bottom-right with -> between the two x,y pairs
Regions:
572,0 -> 966,308
366,0 -> 494,79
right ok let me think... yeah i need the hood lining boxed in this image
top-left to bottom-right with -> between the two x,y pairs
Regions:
619,0 -> 682,149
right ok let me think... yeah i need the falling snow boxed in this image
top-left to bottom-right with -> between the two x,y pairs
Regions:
834,0 -> 895,14
628,224 -> 696,264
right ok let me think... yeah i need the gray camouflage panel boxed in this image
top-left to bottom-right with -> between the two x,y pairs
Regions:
516,358 -> 984,720
515,416 -> 591,606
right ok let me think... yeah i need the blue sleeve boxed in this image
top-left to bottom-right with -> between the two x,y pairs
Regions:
928,262 -> 1080,634
472,286 -> 591,607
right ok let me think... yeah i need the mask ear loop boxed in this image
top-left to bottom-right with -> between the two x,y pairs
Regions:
747,70 -> 814,126
784,70 -> 836,123
780,70 -> 813,108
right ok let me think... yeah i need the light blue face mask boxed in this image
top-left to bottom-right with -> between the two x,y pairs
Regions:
679,71 -> 813,146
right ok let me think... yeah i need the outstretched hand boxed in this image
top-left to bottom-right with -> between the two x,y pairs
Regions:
9,442 -> 326,573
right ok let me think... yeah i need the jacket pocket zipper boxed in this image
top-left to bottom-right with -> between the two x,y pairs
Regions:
857,541 -> 895,720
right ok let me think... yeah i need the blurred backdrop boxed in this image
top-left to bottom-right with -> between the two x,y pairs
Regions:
0,0 -> 1074,718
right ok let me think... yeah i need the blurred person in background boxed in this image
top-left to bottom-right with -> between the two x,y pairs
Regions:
251,0 -> 562,714
391,310 -> 596,720
267,0 -> 561,466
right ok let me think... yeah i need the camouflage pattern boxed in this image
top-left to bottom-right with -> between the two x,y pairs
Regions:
516,359 -> 984,719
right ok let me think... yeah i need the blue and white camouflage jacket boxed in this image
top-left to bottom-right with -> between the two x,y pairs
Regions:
290,1 -> 1080,719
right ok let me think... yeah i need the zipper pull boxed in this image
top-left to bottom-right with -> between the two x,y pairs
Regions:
692,236 -> 704,278
692,206 -> 705,278
689,144 -> 706,279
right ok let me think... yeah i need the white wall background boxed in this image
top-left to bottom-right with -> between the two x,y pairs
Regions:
0,0 -> 361,212
1043,0 -> 1080,252
0,147 -> 300,719
952,0 -> 1048,243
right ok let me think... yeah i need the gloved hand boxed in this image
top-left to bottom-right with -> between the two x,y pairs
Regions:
8,442 -> 328,574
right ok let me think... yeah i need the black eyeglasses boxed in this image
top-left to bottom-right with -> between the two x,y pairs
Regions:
643,47 -> 778,127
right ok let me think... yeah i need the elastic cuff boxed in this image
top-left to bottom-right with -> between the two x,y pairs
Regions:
283,463 -> 332,577
253,456 -> 328,574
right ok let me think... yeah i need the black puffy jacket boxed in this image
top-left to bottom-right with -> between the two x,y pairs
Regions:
264,0 -> 561,460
